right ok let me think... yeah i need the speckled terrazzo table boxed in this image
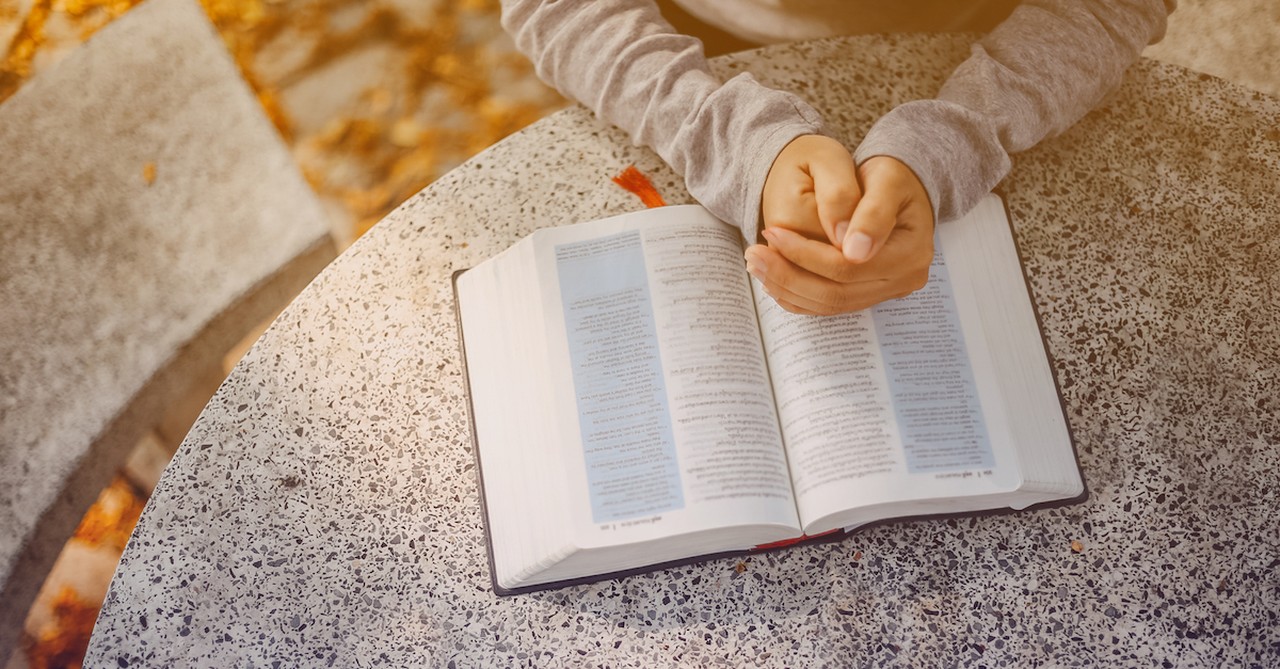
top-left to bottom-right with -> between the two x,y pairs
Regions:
86,35 -> 1279,667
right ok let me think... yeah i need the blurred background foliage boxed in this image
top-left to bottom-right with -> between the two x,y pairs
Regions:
0,0 -> 565,240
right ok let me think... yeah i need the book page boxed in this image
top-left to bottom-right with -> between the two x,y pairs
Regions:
933,197 -> 1080,499
752,300 -> 899,497
458,239 -> 582,587
532,207 -> 800,549
754,202 -> 1025,531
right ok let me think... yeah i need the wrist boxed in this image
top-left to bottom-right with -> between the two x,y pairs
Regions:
855,100 -> 1009,224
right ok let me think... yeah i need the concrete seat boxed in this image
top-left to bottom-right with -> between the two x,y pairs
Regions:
0,0 -> 337,655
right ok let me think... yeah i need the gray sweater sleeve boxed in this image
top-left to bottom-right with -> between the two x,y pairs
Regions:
501,0 -> 1174,238
855,0 -> 1176,222
500,0 -> 823,243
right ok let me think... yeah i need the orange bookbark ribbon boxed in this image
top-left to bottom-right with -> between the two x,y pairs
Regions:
611,165 -> 667,209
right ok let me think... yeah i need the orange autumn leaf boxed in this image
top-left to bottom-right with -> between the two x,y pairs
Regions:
24,586 -> 100,669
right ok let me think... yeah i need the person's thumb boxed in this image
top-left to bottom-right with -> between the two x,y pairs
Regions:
808,147 -> 860,248
843,169 -> 899,263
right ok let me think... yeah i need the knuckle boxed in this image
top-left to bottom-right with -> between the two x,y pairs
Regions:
768,218 -> 807,240
764,214 -> 794,231
818,182 -> 858,207
830,261 -> 861,282
817,284 -> 848,309
807,300 -> 837,316
915,264 -> 932,286
905,255 -> 932,281
867,203 -> 898,228
768,263 -> 794,287
836,292 -> 866,313
906,269 -> 929,293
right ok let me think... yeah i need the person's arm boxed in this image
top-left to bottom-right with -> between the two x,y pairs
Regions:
751,0 -> 1177,315
855,0 -> 1177,224
500,0 -> 827,242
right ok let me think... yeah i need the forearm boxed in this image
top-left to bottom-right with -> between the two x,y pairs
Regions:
855,0 -> 1176,223
500,0 -> 823,240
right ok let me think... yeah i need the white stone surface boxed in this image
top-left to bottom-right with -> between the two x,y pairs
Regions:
84,35 -> 1280,667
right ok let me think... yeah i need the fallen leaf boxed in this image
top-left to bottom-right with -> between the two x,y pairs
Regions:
390,118 -> 421,148
142,162 -> 156,185
1070,540 -> 1084,553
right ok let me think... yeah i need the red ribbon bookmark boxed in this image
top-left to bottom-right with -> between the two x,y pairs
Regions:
752,529 -> 840,551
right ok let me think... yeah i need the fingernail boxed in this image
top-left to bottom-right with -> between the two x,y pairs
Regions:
835,222 -> 848,244
844,231 -> 874,262
761,228 -> 776,244
746,257 -> 766,279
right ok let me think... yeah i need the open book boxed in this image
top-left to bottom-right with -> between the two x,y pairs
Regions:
454,194 -> 1083,594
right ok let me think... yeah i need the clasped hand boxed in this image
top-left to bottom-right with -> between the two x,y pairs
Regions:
746,135 -> 934,315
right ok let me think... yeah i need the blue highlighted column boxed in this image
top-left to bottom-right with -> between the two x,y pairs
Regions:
556,231 -> 684,523
871,237 -> 995,474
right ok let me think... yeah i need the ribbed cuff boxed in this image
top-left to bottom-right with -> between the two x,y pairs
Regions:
853,99 -> 1011,224
679,73 -> 824,243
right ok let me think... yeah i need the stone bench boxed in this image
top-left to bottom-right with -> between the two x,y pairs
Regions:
0,0 -> 337,656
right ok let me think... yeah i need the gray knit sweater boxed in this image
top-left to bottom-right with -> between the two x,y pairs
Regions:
500,0 -> 1175,242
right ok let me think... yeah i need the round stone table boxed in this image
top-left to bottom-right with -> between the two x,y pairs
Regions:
87,35 -> 1279,667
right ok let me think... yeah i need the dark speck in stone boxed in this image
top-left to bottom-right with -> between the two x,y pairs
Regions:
281,475 -> 302,489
